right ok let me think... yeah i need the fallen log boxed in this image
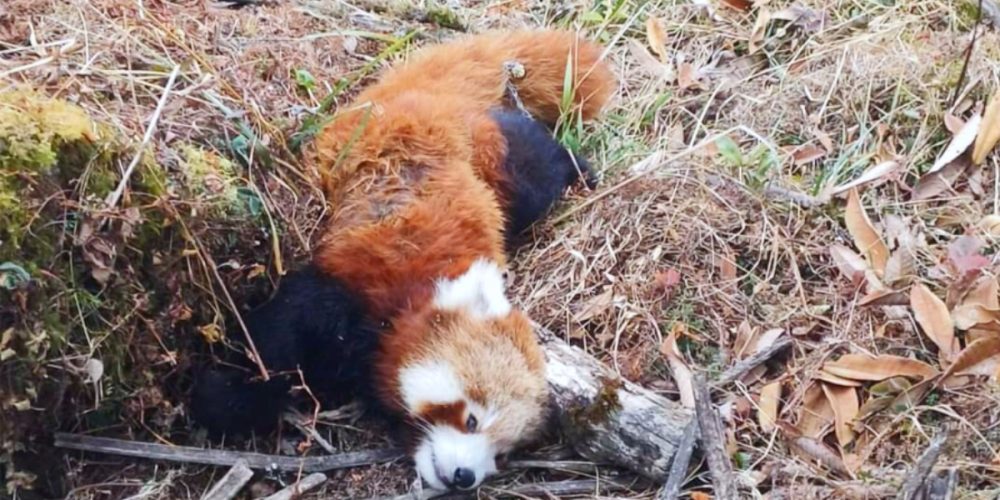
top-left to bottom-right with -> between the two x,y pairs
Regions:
537,326 -> 694,481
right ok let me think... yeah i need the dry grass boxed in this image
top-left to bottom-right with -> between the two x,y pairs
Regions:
3,0 -> 1000,498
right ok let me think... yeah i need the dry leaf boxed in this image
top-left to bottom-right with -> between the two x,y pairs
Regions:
829,244 -> 869,284
677,61 -> 700,91
948,236 -> 991,277
845,189 -> 889,274
780,423 -> 852,477
83,358 -> 104,384
964,275 -> 999,309
771,5 -> 829,33
823,353 -> 938,381
749,8 -> 772,54
972,88 -> 1000,165
721,0 -> 752,11
661,323 -> 696,408
827,161 -> 900,197
758,381 -> 781,432
912,156 -> 972,201
645,17 -> 669,62
952,303 -> 1000,330
979,214 -> 1000,237
822,383 -> 859,447
797,382 -> 834,438
942,336 -> 1000,380
574,287 -> 615,323
910,283 -> 959,361
816,370 -> 864,387
883,247 -> 916,288
858,289 -> 908,307
627,39 -> 676,81
944,113 -> 966,135
792,144 -> 827,166
690,493 -> 712,500
929,112 -> 981,173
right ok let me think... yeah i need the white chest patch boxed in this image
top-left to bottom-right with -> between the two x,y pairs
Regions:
399,360 -> 463,411
432,258 -> 511,319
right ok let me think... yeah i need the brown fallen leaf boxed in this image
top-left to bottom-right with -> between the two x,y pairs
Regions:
910,283 -> 959,362
816,370 -> 864,387
858,289 -> 908,307
929,112 -> 981,173
845,189 -> 889,274
627,39 -> 676,81
829,244 -> 869,285
822,383 -> 859,447
661,323 -> 695,408
780,422 -> 852,477
947,235 -> 991,277
944,113 -> 966,135
792,144 -> 827,166
883,246 -> 916,288
797,382 -> 834,438
823,353 -> 938,381
758,381 -> 781,433
973,88 -> 1000,165
645,17 -> 669,62
677,61 -> 701,91
952,303 -> 1000,331
574,286 -> 614,323
721,0 -> 752,11
979,214 -> 1000,237
941,336 -> 1000,381
912,156 -> 972,201
748,8 -> 772,54
963,275 -> 1000,309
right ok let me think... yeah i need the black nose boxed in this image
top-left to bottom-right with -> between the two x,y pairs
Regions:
453,468 -> 476,489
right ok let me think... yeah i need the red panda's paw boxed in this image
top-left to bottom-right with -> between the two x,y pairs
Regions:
379,258 -> 548,490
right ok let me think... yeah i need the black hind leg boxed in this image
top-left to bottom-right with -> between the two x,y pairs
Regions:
191,265 -> 376,437
490,109 -> 597,243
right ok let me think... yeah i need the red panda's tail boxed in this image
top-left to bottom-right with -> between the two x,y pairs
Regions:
354,29 -> 617,126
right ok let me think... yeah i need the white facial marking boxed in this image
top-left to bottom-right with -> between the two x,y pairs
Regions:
414,426 -> 497,491
433,258 -> 511,319
399,361 -> 463,411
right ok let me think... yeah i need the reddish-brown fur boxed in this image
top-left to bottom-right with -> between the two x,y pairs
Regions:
310,29 -> 615,427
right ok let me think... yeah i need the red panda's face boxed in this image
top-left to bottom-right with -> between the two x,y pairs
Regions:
388,259 -> 548,491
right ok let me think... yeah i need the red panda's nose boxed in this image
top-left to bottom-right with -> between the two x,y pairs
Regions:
453,468 -> 476,489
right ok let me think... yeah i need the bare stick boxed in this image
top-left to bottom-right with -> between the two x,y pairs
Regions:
537,325 -> 693,480
201,459 -> 253,500
922,468 -> 958,500
503,459 -> 598,474
372,479 -> 630,500
657,418 -> 699,500
713,336 -> 793,388
261,472 -> 327,500
897,430 -> 950,500
105,65 -> 180,210
54,433 -> 402,472
693,374 -> 737,499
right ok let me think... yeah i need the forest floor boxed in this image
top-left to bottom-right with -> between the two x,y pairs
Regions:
3,0 -> 1000,498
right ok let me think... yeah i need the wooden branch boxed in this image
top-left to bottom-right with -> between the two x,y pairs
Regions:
656,418 -> 699,500
693,374 -> 737,499
201,459 -> 253,500
922,468 -> 958,500
261,473 -> 328,500
372,479 -> 631,500
713,335 -> 793,388
898,431 -> 950,500
54,433 -> 402,472
536,326 -> 694,481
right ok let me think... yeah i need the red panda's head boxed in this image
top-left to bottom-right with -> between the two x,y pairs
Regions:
377,259 -> 548,491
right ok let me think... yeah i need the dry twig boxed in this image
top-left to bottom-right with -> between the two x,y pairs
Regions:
261,473 -> 328,500
201,459 -> 253,500
54,433 -> 402,472
897,430 -> 950,500
693,374 -> 737,499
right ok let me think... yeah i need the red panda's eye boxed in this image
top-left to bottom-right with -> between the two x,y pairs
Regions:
465,414 -> 478,432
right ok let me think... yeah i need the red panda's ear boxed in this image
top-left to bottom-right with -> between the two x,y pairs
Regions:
432,258 -> 511,320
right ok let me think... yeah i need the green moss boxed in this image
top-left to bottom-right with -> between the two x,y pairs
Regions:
424,6 -> 464,30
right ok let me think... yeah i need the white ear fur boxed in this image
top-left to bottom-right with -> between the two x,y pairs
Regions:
399,360 -> 463,411
432,258 -> 511,319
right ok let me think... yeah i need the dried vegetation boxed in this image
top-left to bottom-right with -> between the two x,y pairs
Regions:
3,0 -> 1000,498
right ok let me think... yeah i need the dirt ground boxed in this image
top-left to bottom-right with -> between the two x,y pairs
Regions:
3,0 -> 1000,498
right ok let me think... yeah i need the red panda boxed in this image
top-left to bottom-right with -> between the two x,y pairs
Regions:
191,29 -> 615,491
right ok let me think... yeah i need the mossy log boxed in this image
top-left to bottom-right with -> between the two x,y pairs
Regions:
537,327 -> 694,481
